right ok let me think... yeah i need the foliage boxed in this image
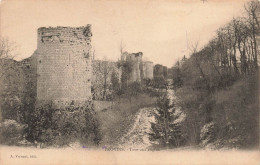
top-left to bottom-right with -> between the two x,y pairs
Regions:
97,93 -> 157,145
172,67 -> 183,89
149,93 -> 185,147
127,82 -> 142,97
0,38 -> 18,59
151,77 -> 167,89
92,60 -> 116,101
25,102 -> 101,147
211,75 -> 259,148
0,59 -> 25,122
171,0 -> 259,148
110,69 -> 121,100
0,119 -> 27,145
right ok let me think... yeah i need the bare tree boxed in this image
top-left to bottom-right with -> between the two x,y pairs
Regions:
0,38 -> 23,122
0,38 -> 18,59
244,0 -> 260,68
96,57 -> 114,101
0,38 -> 19,79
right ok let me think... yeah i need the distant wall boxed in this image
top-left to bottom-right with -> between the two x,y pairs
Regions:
154,64 -> 168,79
167,68 -> 173,79
143,61 -> 154,79
121,52 -> 143,83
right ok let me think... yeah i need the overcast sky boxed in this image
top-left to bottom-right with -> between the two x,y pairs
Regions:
1,0 -> 249,67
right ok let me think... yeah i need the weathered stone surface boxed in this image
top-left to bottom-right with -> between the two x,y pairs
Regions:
121,52 -> 143,83
154,64 -> 168,79
143,61 -> 154,80
37,25 -> 93,107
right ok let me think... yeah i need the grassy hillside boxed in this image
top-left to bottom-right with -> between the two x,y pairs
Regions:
96,94 -> 157,146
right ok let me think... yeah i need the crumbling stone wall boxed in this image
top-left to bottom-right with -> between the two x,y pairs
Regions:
121,52 -> 143,83
20,51 -> 37,95
37,25 -> 93,107
154,64 -> 168,79
143,61 -> 154,80
163,66 -> 168,79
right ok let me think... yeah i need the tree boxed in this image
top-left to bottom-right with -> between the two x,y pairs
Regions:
0,38 -> 19,78
170,1 -> 260,148
149,93 -> 184,148
244,0 -> 260,69
172,60 -> 183,89
126,81 -> 142,103
95,59 -> 114,101
0,38 -> 24,122
110,69 -> 120,100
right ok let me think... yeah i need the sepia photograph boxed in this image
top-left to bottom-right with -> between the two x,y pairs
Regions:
0,0 -> 259,164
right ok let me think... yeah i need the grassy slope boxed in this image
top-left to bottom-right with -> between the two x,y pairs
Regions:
96,94 -> 157,147
212,73 -> 259,149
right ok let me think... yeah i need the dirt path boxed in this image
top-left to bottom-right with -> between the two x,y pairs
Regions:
115,88 -> 185,150
116,107 -> 156,150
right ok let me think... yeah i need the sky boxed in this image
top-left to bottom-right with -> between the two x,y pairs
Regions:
0,0 -> 249,67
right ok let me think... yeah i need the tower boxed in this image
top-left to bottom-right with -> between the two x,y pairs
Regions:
36,25 -> 93,107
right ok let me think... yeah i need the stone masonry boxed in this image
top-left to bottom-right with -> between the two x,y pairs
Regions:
154,64 -> 168,79
143,61 -> 154,80
121,51 -> 143,83
37,25 -> 93,107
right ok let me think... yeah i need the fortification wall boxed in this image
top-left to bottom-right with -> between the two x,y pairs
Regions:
143,61 -> 154,79
154,64 -> 167,79
123,52 -> 143,83
37,25 -> 93,107
163,66 -> 168,79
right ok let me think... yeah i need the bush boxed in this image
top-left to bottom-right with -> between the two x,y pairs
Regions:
211,74 -> 259,148
26,101 -> 101,147
0,119 -> 27,145
151,77 -> 167,89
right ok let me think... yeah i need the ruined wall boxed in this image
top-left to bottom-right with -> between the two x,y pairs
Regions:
37,25 -> 93,107
92,60 -> 121,100
163,66 -> 168,79
167,68 -> 173,79
143,61 -> 154,79
122,52 -> 143,83
154,64 -> 168,79
19,51 -> 38,103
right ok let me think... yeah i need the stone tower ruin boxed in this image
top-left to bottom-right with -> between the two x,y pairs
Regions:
121,52 -> 143,83
37,25 -> 93,107
143,61 -> 154,79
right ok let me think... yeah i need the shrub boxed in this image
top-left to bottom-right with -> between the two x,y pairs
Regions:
26,101 -> 101,147
0,119 -> 27,145
151,77 -> 167,89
